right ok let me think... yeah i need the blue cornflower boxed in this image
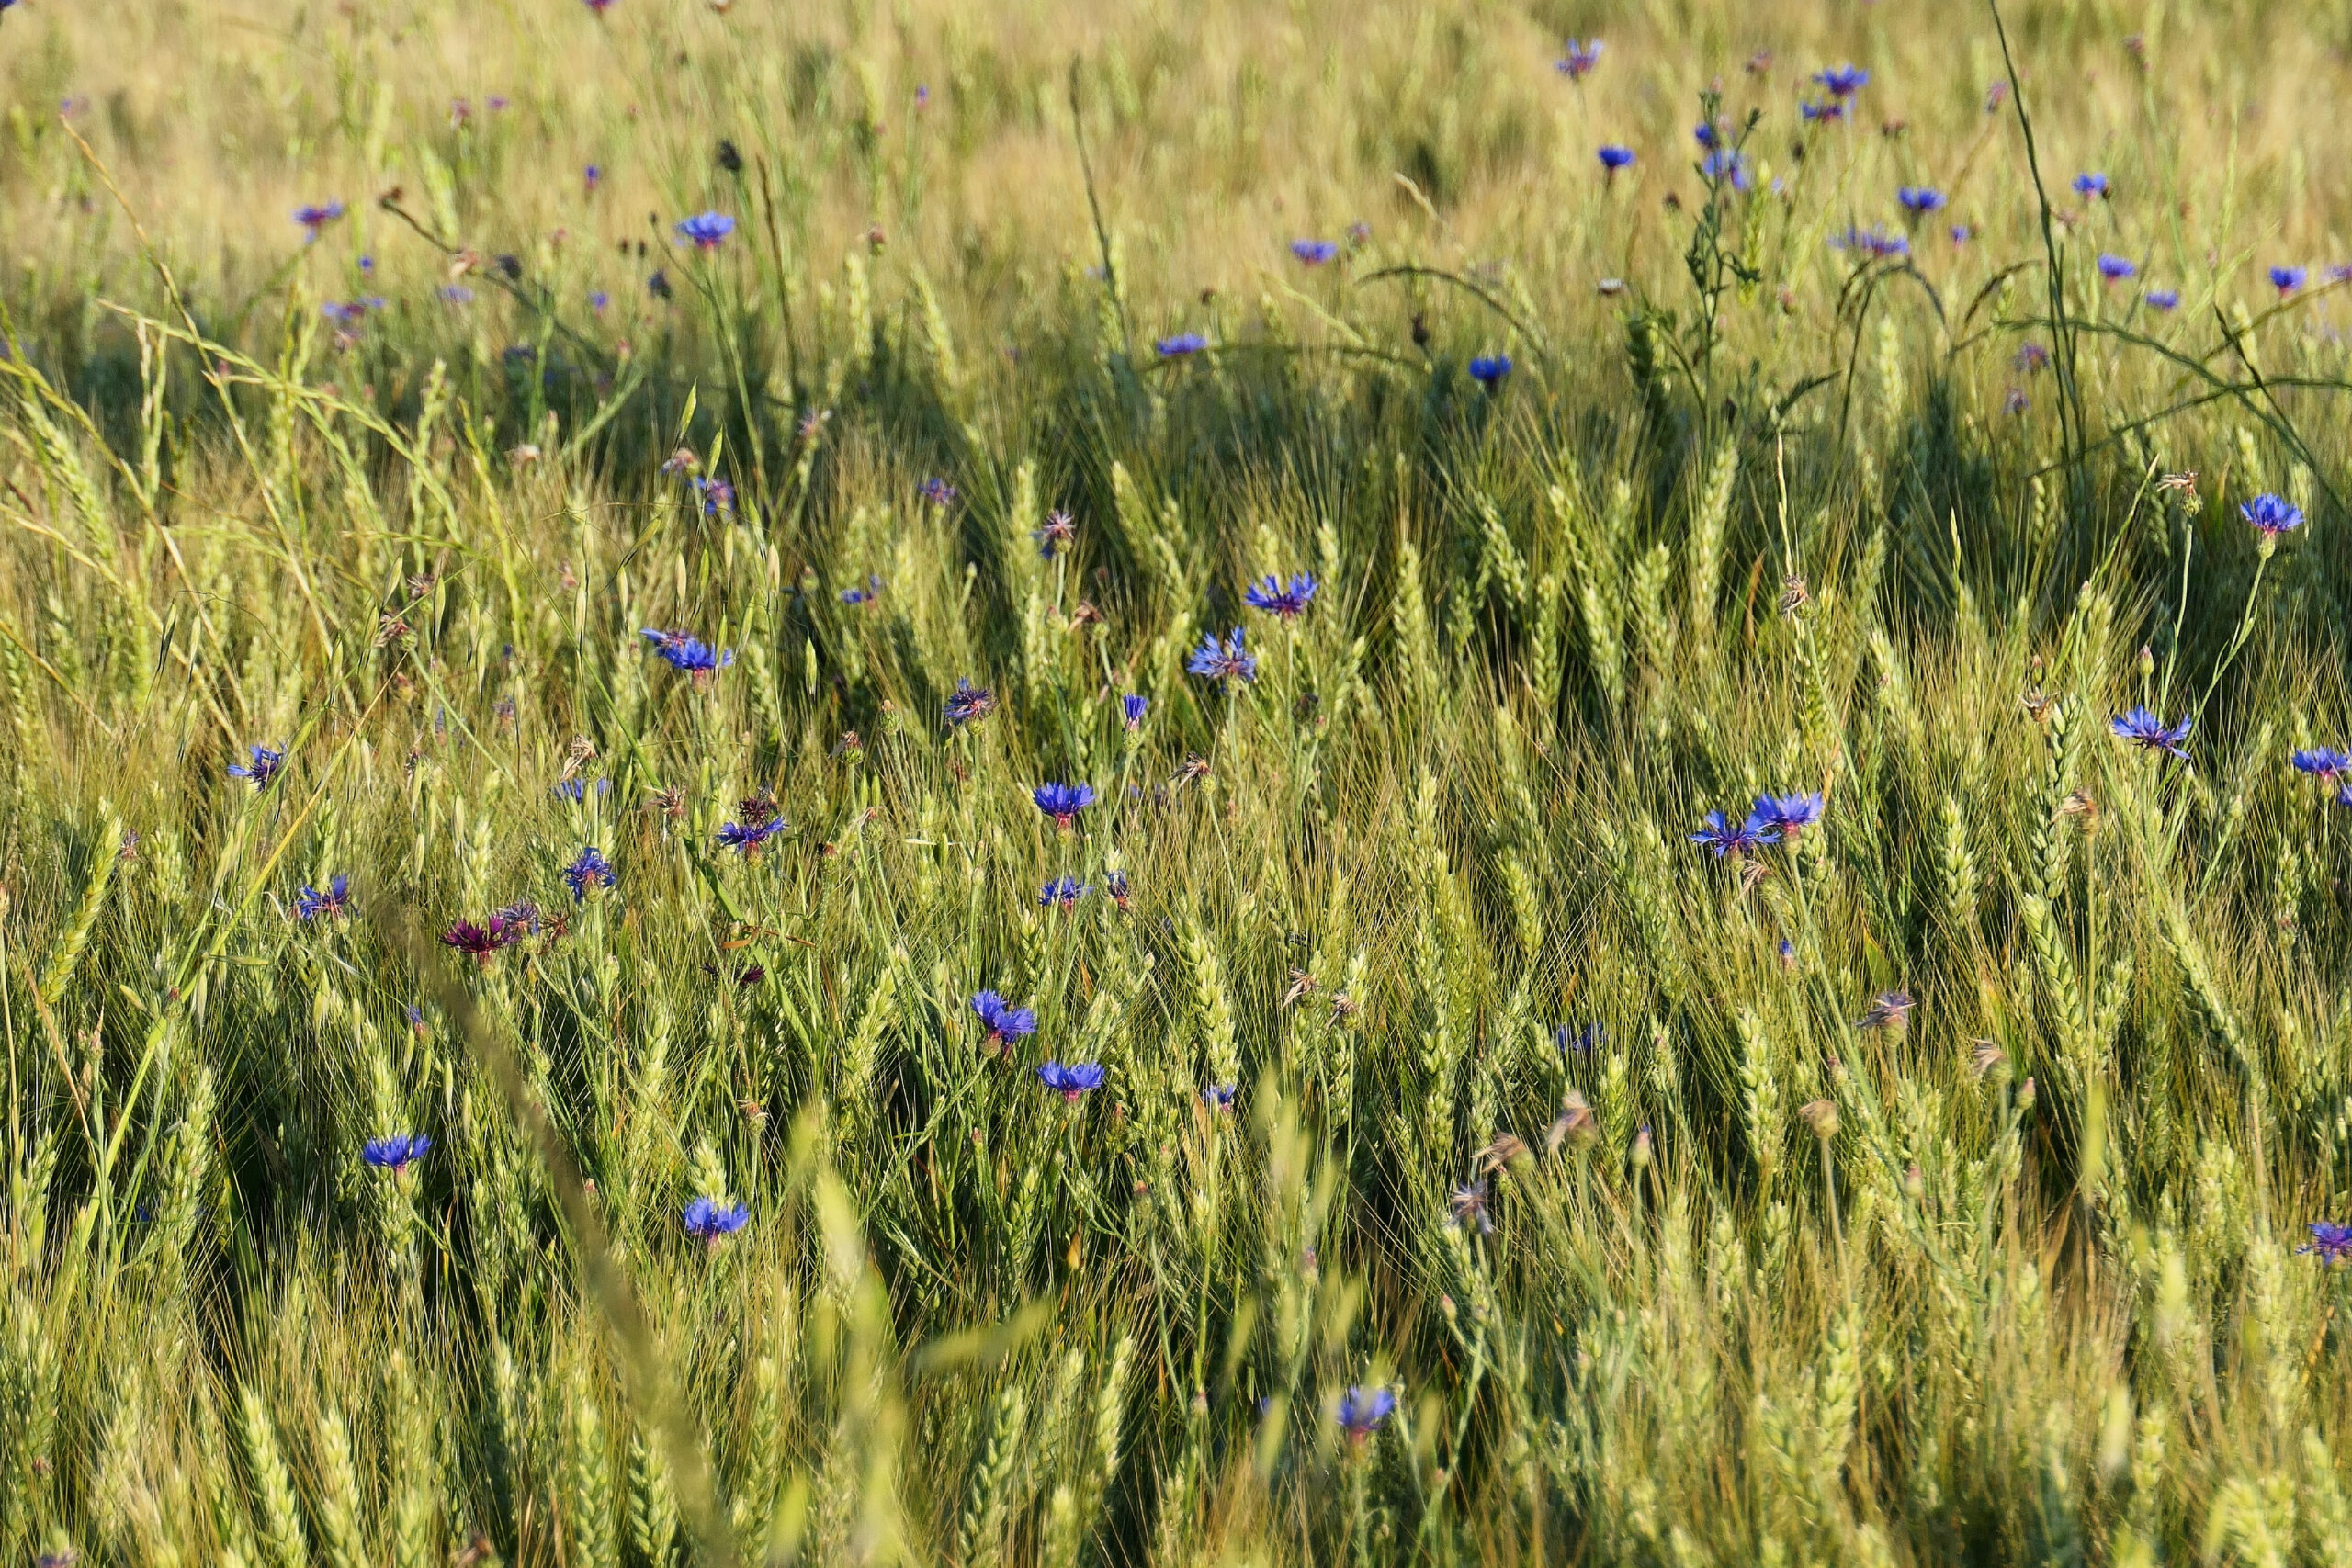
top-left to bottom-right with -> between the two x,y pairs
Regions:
1156,333 -> 1210,356
1244,573 -> 1318,620
1033,782 -> 1097,828
1040,876 -> 1090,909
1831,225 -> 1908,260
1754,792 -> 1825,837
1896,186 -> 1946,214
1799,99 -> 1847,125
1690,808 -> 1780,857
492,903 -> 540,944
2271,265 -> 2309,296
1467,354 -> 1513,387
1291,239 -> 1338,265
294,201 -> 345,239
840,574 -> 884,605
590,290 -> 611,313
563,847 -> 616,899
2073,172 -> 2109,199
1692,121 -> 1724,150
1105,869 -> 1132,908
1203,1082 -> 1238,1111
641,628 -> 735,676
675,212 -> 736,250
407,1004 -> 427,1032
552,777 -> 611,803
919,477 -> 958,508
2293,748 -> 2352,781
2111,706 -> 2192,761
682,1195 -> 750,1241
294,874 -> 352,921
692,476 -> 734,516
229,744 -> 285,790
439,284 -> 476,305
2098,254 -> 2136,282
1556,39 -> 1603,79
1036,1060 -> 1106,1101
1336,1386 -> 1396,1440
2242,493 -> 2304,536
2144,288 -> 2180,311
1813,63 -> 1869,97
717,818 -> 786,856
1122,694 -> 1148,729
1188,626 -> 1257,683
944,678 -> 997,726
971,990 -> 1038,1044
362,1134 -> 433,1174
1698,149 -> 1752,191
584,163 -> 603,189
2301,1223 -> 2352,1265
2005,387 -> 2032,415
1598,144 -> 1636,174
1555,1022 -> 1605,1056
322,300 -> 371,326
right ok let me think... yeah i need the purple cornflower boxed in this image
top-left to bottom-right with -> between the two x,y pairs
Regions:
1033,509 -> 1077,558
1896,186 -> 1946,215
1203,1082 -> 1238,1111
1813,63 -> 1869,97
1244,573 -> 1318,619
1156,333 -> 1210,356
641,628 -> 734,676
1040,876 -> 1090,909
944,678 -> 997,726
971,990 -> 1038,1044
229,744 -> 285,789
362,1134 -> 433,1174
2098,254 -> 2136,282
1556,39 -> 1603,79
682,1196 -> 750,1243
1187,626 -> 1258,683
2112,706 -> 2192,761
1467,354 -> 1513,387
1598,145 -> 1636,175
717,818 -> 786,856
441,921 -> 500,963
294,874 -> 352,921
2015,342 -> 2050,373
1122,694 -> 1148,729
2004,388 -> 2030,415
294,201 -> 345,240
2241,493 -> 2304,536
1690,808 -> 1780,858
1754,792 -> 1825,838
1336,1386 -> 1396,1441
563,847 -> 616,899
675,212 -> 736,251
919,477 -> 958,508
1449,1179 -> 1495,1235
2301,1223 -> 2352,1265
693,476 -> 734,516
2073,172 -> 2109,199
1831,225 -> 1908,260
1033,782 -> 1096,828
2292,748 -> 2352,781
840,574 -> 884,605
1291,239 -> 1339,265
1036,1060 -> 1106,1102
1105,869 -> 1132,908
1856,990 -> 1914,1031
2144,288 -> 2179,311
2271,265 -> 2308,297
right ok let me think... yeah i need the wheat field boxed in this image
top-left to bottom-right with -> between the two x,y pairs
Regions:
6,0 -> 2352,1563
